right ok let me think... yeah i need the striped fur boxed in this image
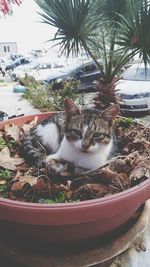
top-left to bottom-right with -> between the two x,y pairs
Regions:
21,99 -> 119,170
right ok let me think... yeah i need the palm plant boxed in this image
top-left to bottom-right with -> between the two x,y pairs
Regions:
35,0 -> 150,109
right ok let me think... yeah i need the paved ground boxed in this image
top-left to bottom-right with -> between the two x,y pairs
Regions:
0,78 -> 39,118
136,114 -> 150,127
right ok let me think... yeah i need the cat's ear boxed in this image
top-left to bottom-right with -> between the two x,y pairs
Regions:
64,98 -> 81,120
100,104 -> 119,125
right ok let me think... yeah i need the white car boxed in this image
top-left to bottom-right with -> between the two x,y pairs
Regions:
11,58 -> 66,81
116,63 -> 150,112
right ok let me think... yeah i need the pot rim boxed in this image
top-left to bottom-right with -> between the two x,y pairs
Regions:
0,178 -> 150,209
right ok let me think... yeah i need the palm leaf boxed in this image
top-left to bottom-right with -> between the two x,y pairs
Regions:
116,0 -> 150,65
35,0 -> 100,56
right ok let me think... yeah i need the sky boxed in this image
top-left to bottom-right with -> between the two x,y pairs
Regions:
0,0 -> 57,54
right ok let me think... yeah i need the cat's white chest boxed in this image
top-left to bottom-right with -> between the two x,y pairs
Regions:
36,123 -> 59,152
57,136 -> 112,169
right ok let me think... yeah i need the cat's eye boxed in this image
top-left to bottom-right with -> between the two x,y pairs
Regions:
93,132 -> 103,139
93,132 -> 110,142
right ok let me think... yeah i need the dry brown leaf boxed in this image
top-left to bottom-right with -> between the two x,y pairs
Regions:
100,166 -> 118,181
11,175 -> 38,192
72,183 -> 110,200
109,158 -> 132,173
111,173 -> 130,191
21,116 -> 38,133
129,160 -> 150,181
33,178 -> 50,192
50,183 -> 67,194
0,147 -> 24,170
5,124 -> 20,141
4,124 -> 10,132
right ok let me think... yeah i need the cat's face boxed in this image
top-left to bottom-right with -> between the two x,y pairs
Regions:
66,113 -> 112,153
64,99 -> 119,153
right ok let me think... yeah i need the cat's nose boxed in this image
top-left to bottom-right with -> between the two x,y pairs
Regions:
81,142 -> 89,152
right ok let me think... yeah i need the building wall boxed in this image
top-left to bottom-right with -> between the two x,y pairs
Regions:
0,42 -> 18,57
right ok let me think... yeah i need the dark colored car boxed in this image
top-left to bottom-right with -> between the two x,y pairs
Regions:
44,61 -> 102,92
5,57 -> 32,72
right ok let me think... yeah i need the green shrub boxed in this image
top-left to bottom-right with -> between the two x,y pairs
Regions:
21,76 -> 84,111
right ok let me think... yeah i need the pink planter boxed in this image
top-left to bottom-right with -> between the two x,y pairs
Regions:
0,113 -> 150,244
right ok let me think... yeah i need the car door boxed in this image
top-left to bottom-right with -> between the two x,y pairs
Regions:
75,62 -> 101,92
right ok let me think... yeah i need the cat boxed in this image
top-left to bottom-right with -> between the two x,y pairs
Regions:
22,98 -> 119,172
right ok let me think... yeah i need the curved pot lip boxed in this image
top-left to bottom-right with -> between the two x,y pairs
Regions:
0,178 -> 150,209
0,112 -> 58,128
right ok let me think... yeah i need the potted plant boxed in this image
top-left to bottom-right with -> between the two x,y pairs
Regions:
0,110 -> 149,244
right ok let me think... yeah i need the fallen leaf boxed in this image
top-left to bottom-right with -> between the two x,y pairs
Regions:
100,166 -> 118,182
5,124 -> 20,141
72,183 -> 110,201
111,173 -> 130,191
21,116 -> 38,134
129,159 -> 150,181
11,175 -> 38,192
0,147 -> 24,170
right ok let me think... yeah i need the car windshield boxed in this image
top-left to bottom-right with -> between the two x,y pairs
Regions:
26,60 -> 65,69
52,62 -> 66,68
122,66 -> 150,81
56,64 -> 82,74
25,61 -> 40,69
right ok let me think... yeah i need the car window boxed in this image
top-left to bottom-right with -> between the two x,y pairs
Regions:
40,63 -> 52,69
28,62 -> 40,69
79,63 -> 98,74
122,67 -> 150,81
53,62 -> 65,68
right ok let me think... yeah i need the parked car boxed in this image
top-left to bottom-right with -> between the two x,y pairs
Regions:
116,63 -> 150,112
5,57 -> 32,72
0,57 -> 11,75
44,60 -> 102,92
11,58 -> 66,81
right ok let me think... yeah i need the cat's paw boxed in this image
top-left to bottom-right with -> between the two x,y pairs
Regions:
46,157 -> 66,174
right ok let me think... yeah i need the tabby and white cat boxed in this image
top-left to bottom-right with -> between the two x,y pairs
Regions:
22,98 -> 119,172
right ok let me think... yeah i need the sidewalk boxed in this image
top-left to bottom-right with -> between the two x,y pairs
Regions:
0,81 -> 40,118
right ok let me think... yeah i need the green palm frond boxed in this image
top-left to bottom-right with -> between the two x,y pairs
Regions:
35,0 -> 100,56
116,0 -> 150,65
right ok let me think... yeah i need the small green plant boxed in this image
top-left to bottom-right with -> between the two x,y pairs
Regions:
0,170 -> 12,198
0,185 -> 8,197
20,76 -> 51,109
47,80 -> 85,111
116,117 -> 134,127
43,192 -> 81,204
0,169 -> 12,180
43,192 -> 66,204
19,75 -> 38,89
0,137 -> 6,149
21,75 -> 84,111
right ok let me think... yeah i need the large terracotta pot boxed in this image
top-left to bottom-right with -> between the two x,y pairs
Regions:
0,113 -> 150,244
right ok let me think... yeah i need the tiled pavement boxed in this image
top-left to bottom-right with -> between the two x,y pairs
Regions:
0,81 -> 39,118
